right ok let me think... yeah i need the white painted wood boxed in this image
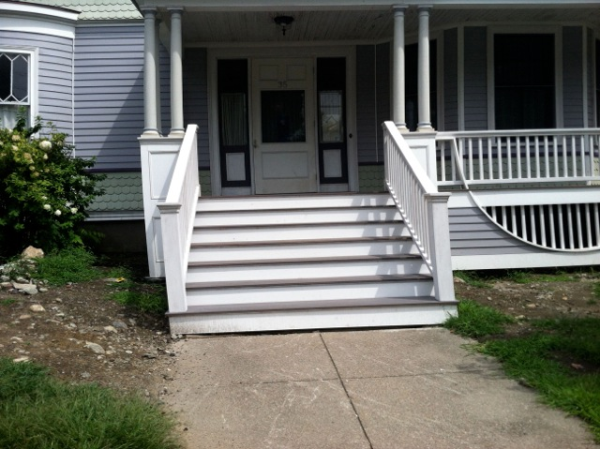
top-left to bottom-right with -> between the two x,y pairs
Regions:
0,3 -> 77,39
452,251 -> 600,271
186,278 -> 434,306
168,8 -> 185,136
392,5 -> 407,130
168,303 -> 457,335
252,58 -> 317,194
191,222 -> 410,243
142,8 -> 159,136
447,188 -> 600,208
139,135 -> 184,277
417,6 -> 433,131
187,257 -> 428,283
196,193 -> 393,211
194,207 -> 400,226
189,239 -> 418,262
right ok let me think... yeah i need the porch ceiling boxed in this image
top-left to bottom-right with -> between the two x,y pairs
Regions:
160,6 -> 600,45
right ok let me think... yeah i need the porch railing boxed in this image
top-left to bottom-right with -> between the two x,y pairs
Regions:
382,121 -> 454,302
436,129 -> 600,187
157,125 -> 200,313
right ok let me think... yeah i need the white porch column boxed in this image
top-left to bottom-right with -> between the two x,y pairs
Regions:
417,6 -> 434,132
392,5 -> 408,131
168,7 -> 185,136
142,8 -> 159,135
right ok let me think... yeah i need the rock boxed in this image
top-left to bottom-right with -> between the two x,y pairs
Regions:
21,246 -> 44,259
38,287 -> 48,293
1,276 -> 10,283
104,325 -> 117,333
13,357 -> 30,363
13,283 -> 38,295
112,320 -> 128,329
1,282 -> 12,289
453,277 -> 466,284
526,303 -> 537,309
29,304 -> 45,313
54,298 -> 63,303
19,314 -> 32,320
81,372 -> 91,379
85,342 -> 105,354
15,276 -> 29,284
10,336 -> 24,343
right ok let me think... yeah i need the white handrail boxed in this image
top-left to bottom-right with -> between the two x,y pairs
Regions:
158,124 -> 200,313
436,128 -> 600,186
382,121 -> 454,302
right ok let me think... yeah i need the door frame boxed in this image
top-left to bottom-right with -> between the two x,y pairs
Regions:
207,45 -> 358,196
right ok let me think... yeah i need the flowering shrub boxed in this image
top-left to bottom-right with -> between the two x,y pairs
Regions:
0,117 -> 105,257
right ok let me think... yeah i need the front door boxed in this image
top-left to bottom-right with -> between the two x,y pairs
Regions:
252,58 -> 317,194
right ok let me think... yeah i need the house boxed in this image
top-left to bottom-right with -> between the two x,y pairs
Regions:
2,0 -> 599,333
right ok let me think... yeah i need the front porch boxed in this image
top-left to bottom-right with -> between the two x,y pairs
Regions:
134,0 -> 600,333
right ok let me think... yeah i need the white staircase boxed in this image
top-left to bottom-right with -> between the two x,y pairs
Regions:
167,193 -> 457,334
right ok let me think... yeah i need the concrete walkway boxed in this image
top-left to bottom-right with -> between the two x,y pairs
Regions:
164,328 -> 596,449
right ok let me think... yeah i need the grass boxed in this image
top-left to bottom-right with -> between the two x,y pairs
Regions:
454,271 -> 492,289
445,300 -> 600,442
34,247 -> 100,285
0,358 -> 180,449
108,283 -> 168,314
506,269 -> 575,284
0,299 -> 16,306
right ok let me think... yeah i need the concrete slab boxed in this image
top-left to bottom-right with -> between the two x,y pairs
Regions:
165,380 -> 370,449
171,333 -> 337,385
345,373 -> 596,449
322,328 -> 497,378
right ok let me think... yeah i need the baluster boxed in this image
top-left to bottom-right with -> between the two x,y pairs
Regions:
530,205 -> 537,245
478,138 -> 483,180
525,136 -> 531,179
554,136 -> 559,178
520,205 -> 527,241
549,205 -> 556,249
511,206 -> 517,235
585,204 -> 592,249
544,136 -> 550,178
594,204 -> 600,247
534,136 -> 540,179
540,205 -> 547,247
567,205 -> 574,249
561,135 -> 567,178
576,205 -> 583,249
488,137 -> 493,180
468,138 -> 473,180
507,136 -> 513,180
516,136 -> 522,179
558,205 -> 565,249
498,137 -> 504,180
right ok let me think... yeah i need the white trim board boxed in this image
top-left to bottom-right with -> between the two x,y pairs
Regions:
0,5 -> 77,39
452,251 -> 600,270
447,188 -> 600,208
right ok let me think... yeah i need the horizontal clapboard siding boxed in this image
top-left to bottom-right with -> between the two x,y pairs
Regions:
586,28 -> 595,128
563,26 -> 584,128
464,27 -> 487,131
74,24 -> 144,170
183,48 -> 209,168
0,30 -> 73,136
449,207 -> 535,256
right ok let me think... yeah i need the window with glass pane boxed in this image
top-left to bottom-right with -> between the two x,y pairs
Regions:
261,90 -> 305,143
319,91 -> 343,143
0,52 -> 29,128
220,93 -> 248,146
494,34 -> 555,130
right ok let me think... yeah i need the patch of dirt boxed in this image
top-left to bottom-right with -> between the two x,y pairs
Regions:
0,275 -> 176,398
1,262 -> 598,396
454,270 -> 600,334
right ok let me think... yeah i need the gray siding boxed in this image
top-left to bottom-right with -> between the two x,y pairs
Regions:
587,29 -> 595,127
444,28 -> 458,131
449,206 -> 535,256
376,42 -> 391,160
356,45 -> 378,164
0,30 -> 74,136
74,24 -> 144,170
464,27 -> 487,131
182,48 -> 209,168
563,26 -> 584,128
356,44 -> 390,164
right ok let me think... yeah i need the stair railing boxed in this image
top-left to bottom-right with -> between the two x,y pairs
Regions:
158,124 -> 200,313
382,121 -> 455,302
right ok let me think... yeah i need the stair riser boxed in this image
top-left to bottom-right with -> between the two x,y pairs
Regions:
191,223 -> 409,243
197,194 -> 393,212
188,240 -> 419,263
186,280 -> 434,306
186,259 -> 428,283
195,208 -> 400,227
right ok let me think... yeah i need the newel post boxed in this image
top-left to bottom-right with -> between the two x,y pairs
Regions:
425,192 -> 455,302
156,203 -> 187,313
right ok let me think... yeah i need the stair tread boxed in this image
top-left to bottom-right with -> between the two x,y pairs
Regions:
196,205 -> 397,214
168,296 -> 456,316
190,236 -> 413,249
194,220 -> 404,231
188,254 -> 422,268
186,274 -> 432,290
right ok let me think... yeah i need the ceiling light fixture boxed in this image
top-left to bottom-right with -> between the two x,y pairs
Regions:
274,15 -> 294,36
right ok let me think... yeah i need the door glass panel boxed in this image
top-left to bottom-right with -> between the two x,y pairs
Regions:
261,90 -> 305,143
319,90 -> 343,143
220,93 -> 248,146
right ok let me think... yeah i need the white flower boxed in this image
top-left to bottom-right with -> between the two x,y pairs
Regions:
41,196 -> 47,200
43,153 -> 48,160
39,140 -> 52,150
11,145 -> 18,151
54,210 -> 61,217
70,207 -> 78,214
11,134 -> 20,142
44,204 -> 51,211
